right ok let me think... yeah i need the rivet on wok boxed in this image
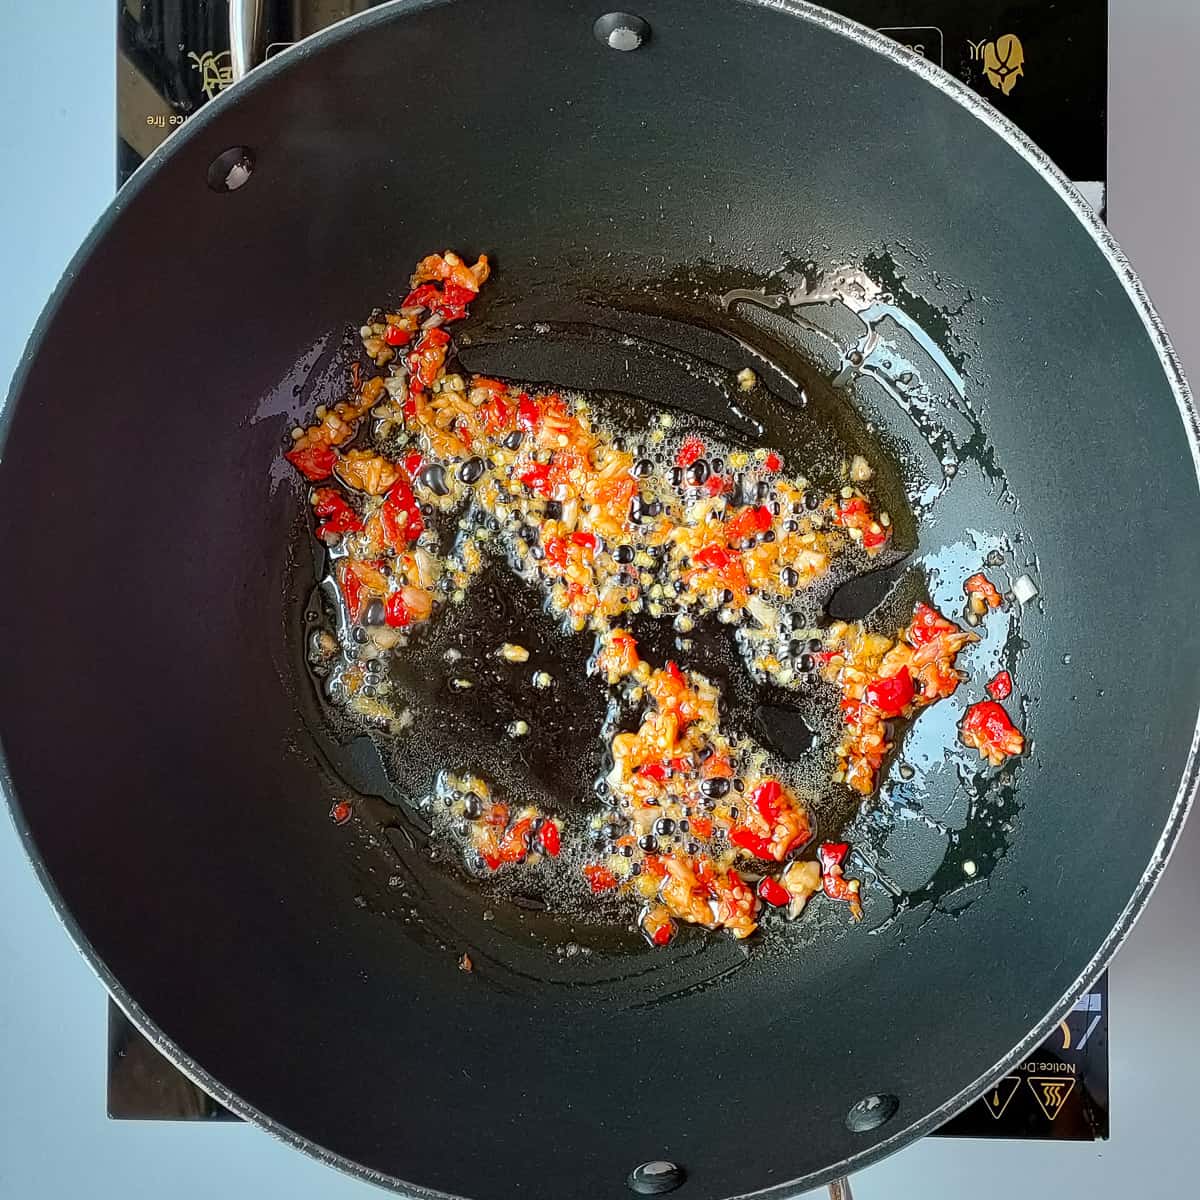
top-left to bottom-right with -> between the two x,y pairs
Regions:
845,1092 -> 900,1133
206,146 -> 255,192
627,1160 -> 685,1195
594,12 -> 651,52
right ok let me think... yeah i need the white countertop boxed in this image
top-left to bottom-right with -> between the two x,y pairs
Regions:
2,2 -> 1198,1197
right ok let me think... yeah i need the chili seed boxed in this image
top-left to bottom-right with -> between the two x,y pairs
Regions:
458,456 -> 485,484
699,777 -> 730,799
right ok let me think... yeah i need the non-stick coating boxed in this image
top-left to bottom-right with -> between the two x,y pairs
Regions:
1,2 -> 1197,1197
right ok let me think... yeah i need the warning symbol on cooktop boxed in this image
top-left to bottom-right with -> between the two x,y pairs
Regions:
1028,1077 -> 1076,1120
983,1076 -> 1021,1119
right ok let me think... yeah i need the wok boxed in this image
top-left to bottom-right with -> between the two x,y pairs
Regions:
2,1 -> 1198,1197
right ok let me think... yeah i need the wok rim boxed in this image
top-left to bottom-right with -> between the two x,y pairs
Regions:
2,1 -> 1197,1196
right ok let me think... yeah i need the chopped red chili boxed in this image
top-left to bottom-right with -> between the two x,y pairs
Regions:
285,443 -> 338,481
675,435 -> 706,469
757,876 -> 790,907
986,670 -> 1013,701
583,864 -> 618,893
964,573 -> 1003,609
384,592 -> 411,628
537,820 -> 561,857
311,488 -> 362,538
384,324 -> 412,346
864,668 -> 914,718
329,800 -> 353,825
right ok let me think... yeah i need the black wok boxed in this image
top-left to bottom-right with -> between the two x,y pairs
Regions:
2,2 -> 1197,1197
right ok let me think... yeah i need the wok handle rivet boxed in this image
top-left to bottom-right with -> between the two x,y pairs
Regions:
627,1160 -> 685,1194
206,146 -> 255,193
845,1093 -> 900,1133
594,12 -> 651,51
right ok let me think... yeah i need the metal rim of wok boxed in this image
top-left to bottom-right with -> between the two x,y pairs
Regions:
2,1 -> 1197,1197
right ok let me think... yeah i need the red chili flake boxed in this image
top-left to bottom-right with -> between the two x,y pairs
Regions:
693,544 -> 733,569
384,592 -> 411,628
405,326 -> 451,391
729,826 -> 774,859
285,443 -> 337,481
965,573 -> 1004,609
518,463 -> 554,497
750,779 -> 782,823
403,452 -> 424,476
764,451 -> 782,472
439,281 -> 477,320
402,283 -> 441,310
987,670 -> 1014,701
757,876 -> 790,907
818,842 -> 863,918
862,526 -> 889,550
651,923 -> 674,947
689,816 -> 714,839
726,504 -> 773,542
570,531 -> 597,551
337,561 -> 365,621
637,762 -> 669,782
458,952 -> 473,972
383,475 -> 424,542
311,488 -> 362,539
665,660 -> 686,687
960,700 -> 1025,762
329,800 -> 353,825
498,817 -> 535,863
908,602 -> 957,647
703,474 -> 728,497
675,435 -> 707,469
481,394 -> 512,434
864,668 -> 915,718
537,820 -> 561,857
384,325 -> 412,346
516,392 -> 542,432
583,864 -> 618,893
542,535 -> 569,568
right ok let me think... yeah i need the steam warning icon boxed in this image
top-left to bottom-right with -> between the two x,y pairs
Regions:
1027,1076 -> 1077,1120
984,1076 -> 1021,1119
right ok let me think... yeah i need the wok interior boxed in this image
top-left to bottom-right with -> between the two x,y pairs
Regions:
1,2 -> 1196,1197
